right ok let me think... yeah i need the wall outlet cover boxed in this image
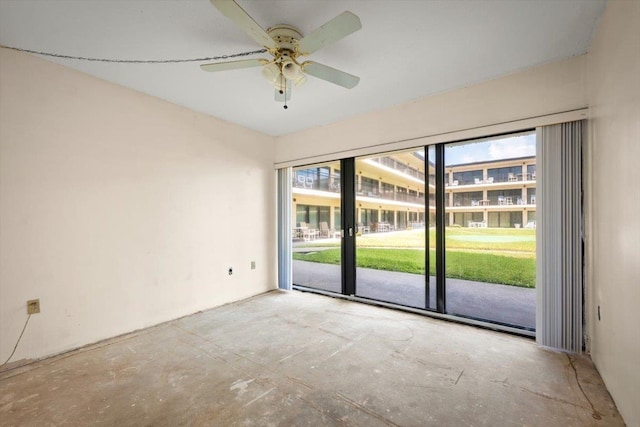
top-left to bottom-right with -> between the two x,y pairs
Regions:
27,299 -> 40,314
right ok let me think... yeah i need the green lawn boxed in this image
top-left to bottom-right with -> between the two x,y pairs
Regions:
299,227 -> 536,255
293,227 -> 536,287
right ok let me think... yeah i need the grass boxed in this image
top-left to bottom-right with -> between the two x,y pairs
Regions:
299,228 -> 536,255
293,248 -> 535,288
293,227 -> 536,287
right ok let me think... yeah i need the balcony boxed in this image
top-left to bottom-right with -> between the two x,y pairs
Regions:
449,196 -> 536,209
357,186 -> 427,206
293,174 -> 340,193
368,157 -> 427,182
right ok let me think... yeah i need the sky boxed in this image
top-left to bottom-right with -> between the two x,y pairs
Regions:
444,132 -> 536,166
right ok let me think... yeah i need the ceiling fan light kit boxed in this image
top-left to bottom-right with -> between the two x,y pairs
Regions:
201,0 -> 362,109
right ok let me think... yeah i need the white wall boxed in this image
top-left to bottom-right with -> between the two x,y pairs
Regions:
276,55 -> 587,164
585,1 -> 640,425
0,49 -> 276,364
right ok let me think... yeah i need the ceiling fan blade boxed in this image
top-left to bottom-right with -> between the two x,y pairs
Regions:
296,11 -> 362,56
210,0 -> 277,49
275,80 -> 292,102
303,61 -> 360,89
200,58 -> 267,72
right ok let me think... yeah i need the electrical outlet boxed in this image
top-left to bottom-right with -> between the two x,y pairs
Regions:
251,261 -> 256,270
27,299 -> 40,314
228,267 -> 233,275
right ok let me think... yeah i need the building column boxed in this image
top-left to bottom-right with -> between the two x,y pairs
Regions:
292,200 -> 297,227
329,205 -> 335,230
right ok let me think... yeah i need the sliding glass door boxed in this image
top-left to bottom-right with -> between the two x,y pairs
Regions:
289,131 -> 536,332
353,149 -> 428,309
291,161 -> 342,293
444,133 -> 536,329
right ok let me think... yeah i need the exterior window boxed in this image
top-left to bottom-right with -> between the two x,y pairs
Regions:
361,208 -> 378,226
452,170 -> 483,185
381,210 -> 394,225
487,166 -> 522,183
454,212 -> 484,226
527,164 -> 536,179
296,204 -> 330,229
453,191 -> 483,207
360,177 -> 379,196
487,189 -> 522,205
528,189 -> 537,204
488,211 -> 523,228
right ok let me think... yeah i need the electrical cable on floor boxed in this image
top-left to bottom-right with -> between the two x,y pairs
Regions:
0,45 -> 267,63
0,315 -> 32,369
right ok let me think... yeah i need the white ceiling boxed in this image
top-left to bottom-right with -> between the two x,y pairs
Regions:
0,0 -> 606,136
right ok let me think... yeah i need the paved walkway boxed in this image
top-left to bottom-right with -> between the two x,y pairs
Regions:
293,260 -> 535,330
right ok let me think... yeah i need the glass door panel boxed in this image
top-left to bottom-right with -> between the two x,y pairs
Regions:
426,145 -> 437,310
443,133 -> 536,329
354,149 -> 427,309
291,161 -> 342,293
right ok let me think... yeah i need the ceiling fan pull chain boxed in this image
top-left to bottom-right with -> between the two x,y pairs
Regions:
284,80 -> 288,110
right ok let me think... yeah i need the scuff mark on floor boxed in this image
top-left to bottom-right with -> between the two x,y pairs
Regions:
278,349 -> 305,363
335,392 -> 401,427
454,369 -> 465,385
230,378 -> 254,396
326,342 -> 354,360
243,387 -> 276,407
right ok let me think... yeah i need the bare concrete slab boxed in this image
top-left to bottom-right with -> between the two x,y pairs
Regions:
0,291 -> 622,426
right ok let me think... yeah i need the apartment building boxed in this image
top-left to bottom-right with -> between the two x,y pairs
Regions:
292,154 -> 537,236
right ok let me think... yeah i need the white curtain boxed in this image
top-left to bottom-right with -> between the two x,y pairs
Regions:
536,120 -> 585,352
277,168 -> 293,290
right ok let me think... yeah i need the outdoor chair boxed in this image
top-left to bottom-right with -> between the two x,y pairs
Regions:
302,226 -> 319,241
508,173 -> 517,182
498,196 -> 506,205
474,178 -> 482,185
319,222 -> 331,238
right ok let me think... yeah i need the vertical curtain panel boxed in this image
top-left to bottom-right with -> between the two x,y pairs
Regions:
536,120 -> 585,352
277,168 -> 293,290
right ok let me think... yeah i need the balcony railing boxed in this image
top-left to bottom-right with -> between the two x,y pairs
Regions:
370,157 -> 426,182
293,174 -> 340,193
447,173 -> 537,186
449,196 -> 536,208
356,188 -> 427,205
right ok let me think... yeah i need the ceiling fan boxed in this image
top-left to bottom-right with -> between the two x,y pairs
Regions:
200,0 -> 362,108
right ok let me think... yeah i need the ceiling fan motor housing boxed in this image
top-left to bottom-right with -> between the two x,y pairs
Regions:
266,25 -> 303,54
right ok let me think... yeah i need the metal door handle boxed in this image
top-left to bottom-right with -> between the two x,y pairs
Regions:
349,227 -> 354,237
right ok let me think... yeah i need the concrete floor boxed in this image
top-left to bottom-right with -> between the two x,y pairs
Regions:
0,291 -> 623,426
